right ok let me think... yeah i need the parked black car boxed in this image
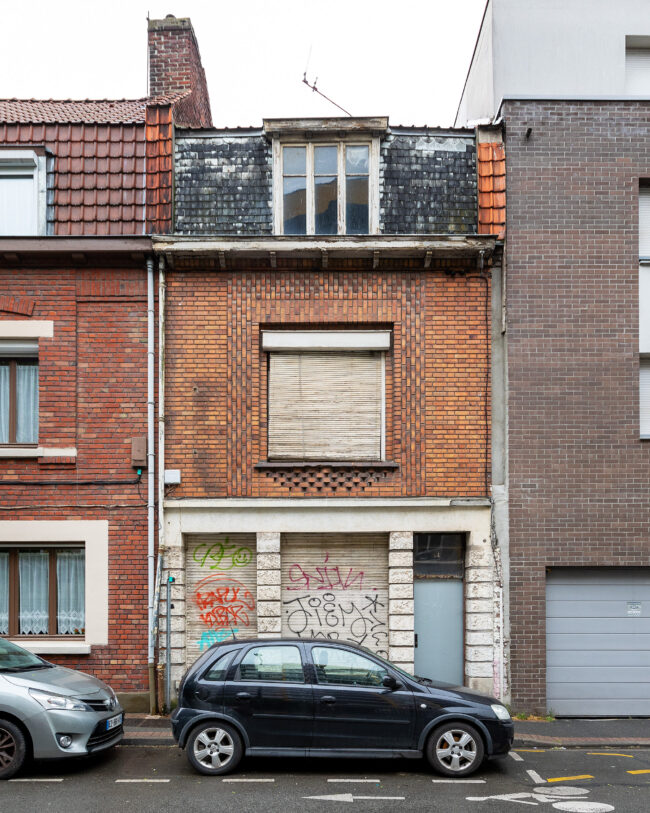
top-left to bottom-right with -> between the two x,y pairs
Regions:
171,638 -> 513,777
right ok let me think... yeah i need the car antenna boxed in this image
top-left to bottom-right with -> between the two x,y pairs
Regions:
230,627 -> 238,641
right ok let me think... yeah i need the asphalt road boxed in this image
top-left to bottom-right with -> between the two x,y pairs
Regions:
2,745 -> 649,812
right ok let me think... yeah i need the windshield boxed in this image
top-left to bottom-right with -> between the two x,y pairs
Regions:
0,639 -> 51,672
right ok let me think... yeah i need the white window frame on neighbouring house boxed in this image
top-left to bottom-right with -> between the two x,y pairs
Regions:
0,149 -> 47,236
262,330 -> 389,462
272,139 -> 380,236
625,36 -> 650,96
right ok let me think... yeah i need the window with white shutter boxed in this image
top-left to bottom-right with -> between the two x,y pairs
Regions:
267,348 -> 385,461
0,150 -> 47,236
626,47 -> 650,95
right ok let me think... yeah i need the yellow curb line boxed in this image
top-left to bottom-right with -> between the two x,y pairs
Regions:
587,752 -> 634,758
546,775 -> 594,783
627,769 -> 650,775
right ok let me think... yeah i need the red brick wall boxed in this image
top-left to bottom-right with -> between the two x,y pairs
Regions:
0,267 -> 150,692
148,17 -> 212,129
503,101 -> 650,711
164,260 -> 491,499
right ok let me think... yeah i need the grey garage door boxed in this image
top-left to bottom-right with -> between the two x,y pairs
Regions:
546,568 -> 650,716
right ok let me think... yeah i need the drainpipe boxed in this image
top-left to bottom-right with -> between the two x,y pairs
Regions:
147,257 -> 156,714
156,256 -> 167,707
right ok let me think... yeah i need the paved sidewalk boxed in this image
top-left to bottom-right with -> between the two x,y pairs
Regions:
122,714 -> 650,748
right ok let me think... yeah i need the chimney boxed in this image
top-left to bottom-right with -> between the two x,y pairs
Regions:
148,15 -> 213,128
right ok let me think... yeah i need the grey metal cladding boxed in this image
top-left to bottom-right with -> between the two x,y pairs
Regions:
175,135 -> 273,234
379,133 -> 477,234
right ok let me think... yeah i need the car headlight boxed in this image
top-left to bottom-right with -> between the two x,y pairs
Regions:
491,703 -> 511,721
29,689 -> 91,711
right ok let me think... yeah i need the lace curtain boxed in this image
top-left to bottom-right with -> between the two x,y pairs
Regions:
16,363 -> 38,444
0,365 -> 8,443
57,550 -> 85,634
19,551 -> 49,634
0,553 -> 8,634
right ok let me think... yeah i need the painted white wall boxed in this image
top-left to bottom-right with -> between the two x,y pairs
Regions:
457,0 -> 650,125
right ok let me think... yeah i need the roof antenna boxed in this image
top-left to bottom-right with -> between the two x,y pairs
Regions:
302,73 -> 353,117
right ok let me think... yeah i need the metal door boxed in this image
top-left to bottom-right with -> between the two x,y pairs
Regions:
185,533 -> 257,667
413,533 -> 465,685
546,568 -> 650,716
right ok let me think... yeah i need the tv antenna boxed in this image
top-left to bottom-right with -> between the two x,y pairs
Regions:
302,73 -> 352,117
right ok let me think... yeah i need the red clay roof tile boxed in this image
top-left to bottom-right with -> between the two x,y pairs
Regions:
477,141 -> 506,237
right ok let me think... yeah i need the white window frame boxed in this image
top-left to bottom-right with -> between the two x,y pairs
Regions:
0,149 -> 47,236
640,187 -> 650,438
272,138 -> 380,236
0,520 -> 108,654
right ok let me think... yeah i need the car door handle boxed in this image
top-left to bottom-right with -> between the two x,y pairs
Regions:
320,695 -> 336,705
236,692 -> 252,701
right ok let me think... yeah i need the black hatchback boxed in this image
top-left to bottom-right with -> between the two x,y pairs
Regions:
171,638 -> 513,777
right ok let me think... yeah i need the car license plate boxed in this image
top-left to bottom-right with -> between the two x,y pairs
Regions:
106,714 -> 122,731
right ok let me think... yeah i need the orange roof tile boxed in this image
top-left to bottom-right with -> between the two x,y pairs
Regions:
476,142 -> 506,238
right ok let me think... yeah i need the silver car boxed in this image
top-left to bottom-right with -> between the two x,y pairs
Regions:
0,638 -> 123,779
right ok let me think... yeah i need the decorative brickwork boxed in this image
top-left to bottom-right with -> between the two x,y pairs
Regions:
257,463 -> 397,493
164,259 -> 491,500
503,100 -> 650,712
0,295 -> 35,316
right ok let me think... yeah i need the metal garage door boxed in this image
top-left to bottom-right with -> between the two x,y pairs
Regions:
546,568 -> 650,716
281,534 -> 389,657
185,534 -> 257,666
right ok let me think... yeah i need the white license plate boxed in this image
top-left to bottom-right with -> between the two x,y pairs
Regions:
106,714 -> 122,731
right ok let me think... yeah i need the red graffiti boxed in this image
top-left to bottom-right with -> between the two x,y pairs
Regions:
286,552 -> 365,591
194,574 -> 256,629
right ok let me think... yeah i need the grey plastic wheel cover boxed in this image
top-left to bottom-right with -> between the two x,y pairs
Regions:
435,728 -> 478,772
193,726 -> 235,770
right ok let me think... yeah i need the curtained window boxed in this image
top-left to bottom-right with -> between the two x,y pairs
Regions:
0,342 -> 38,445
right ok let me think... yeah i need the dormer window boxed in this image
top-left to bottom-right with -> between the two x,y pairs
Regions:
266,117 -> 386,237
0,150 -> 47,236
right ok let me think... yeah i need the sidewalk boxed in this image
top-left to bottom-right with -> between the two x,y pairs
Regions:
121,714 -> 650,749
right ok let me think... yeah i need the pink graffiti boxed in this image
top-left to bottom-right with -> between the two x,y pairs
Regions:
286,553 -> 365,591
194,574 -> 256,629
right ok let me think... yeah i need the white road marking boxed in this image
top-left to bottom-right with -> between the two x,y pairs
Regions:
466,792 -> 539,805
115,779 -> 171,784
551,803 -> 614,813
327,779 -> 381,783
432,779 -> 486,783
222,778 -> 275,783
9,778 -> 64,783
527,769 -> 545,784
532,787 -> 590,798
303,793 -> 404,802
509,751 -> 524,762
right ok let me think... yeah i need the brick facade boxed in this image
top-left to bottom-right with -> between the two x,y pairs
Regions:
163,259 -> 491,500
0,266 -> 150,693
503,100 -> 650,710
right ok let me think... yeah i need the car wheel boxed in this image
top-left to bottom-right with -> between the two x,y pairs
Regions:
186,722 -> 243,776
0,719 -> 27,780
426,722 -> 484,777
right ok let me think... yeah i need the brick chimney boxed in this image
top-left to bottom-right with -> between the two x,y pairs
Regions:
148,15 -> 212,128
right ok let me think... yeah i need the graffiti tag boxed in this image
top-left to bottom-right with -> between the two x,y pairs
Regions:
193,539 -> 253,570
286,553 -> 366,592
197,627 -> 240,652
194,574 -> 256,630
283,592 -> 388,656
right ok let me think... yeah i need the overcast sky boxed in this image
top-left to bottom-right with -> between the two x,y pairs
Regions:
0,0 -> 486,128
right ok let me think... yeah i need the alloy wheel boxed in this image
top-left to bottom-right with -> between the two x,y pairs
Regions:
0,727 -> 16,770
192,726 -> 235,770
434,728 -> 478,773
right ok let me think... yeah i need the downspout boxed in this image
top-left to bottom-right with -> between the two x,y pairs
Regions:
156,255 -> 167,706
147,257 -> 156,714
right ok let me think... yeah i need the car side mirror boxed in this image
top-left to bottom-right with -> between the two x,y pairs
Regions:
382,674 -> 399,690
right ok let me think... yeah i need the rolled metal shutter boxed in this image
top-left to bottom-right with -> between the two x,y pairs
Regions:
185,534 -> 257,667
546,568 -> 650,716
626,49 -> 650,95
281,533 -> 389,658
268,352 -> 383,460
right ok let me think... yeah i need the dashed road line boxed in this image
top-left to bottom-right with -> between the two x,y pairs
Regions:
9,778 -> 64,783
515,749 -> 546,752
526,769 -> 546,784
627,769 -> 650,775
509,751 -> 524,761
431,778 -> 486,783
115,779 -> 171,785
222,778 -> 275,783
546,775 -> 593,783
328,779 -> 381,783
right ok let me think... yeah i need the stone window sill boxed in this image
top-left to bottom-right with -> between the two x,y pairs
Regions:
7,638 -> 91,655
0,446 -> 77,458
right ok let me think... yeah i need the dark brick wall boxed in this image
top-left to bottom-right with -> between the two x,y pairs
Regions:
174,129 -> 478,235
380,132 -> 477,234
0,268 -> 150,692
175,134 -> 272,234
503,100 -> 650,711
164,258 -> 491,500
